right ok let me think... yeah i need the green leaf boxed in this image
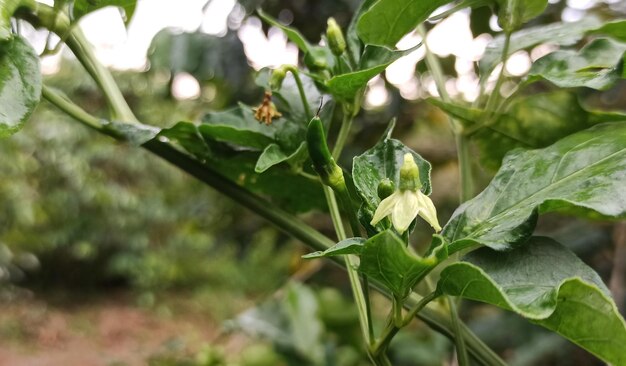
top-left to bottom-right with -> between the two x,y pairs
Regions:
0,36 -> 41,138
442,122 -> 626,252
104,121 -> 160,145
479,17 -> 603,78
353,131 -> 432,211
356,0 -> 452,47
495,0 -> 548,32
438,237 -> 626,365
199,104 -> 276,150
0,0 -> 20,41
255,142 -> 307,173
430,92 -> 626,169
284,283 -> 325,364
72,0 -> 137,23
359,230 -> 438,298
302,237 -> 366,259
327,45 -> 417,101
591,19 -> 626,42
158,122 -> 325,213
528,38 -> 626,90
158,121 -> 212,160
257,9 -> 311,53
346,0 -> 378,64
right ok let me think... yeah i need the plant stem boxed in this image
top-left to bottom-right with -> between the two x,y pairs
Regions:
373,292 -> 440,356
17,1 -> 137,122
283,65 -> 312,121
418,25 -> 473,202
332,107 -> 354,160
449,297 -> 470,366
323,186 -> 372,347
418,24 -> 475,364
41,85 -> 104,132
484,32 -> 512,114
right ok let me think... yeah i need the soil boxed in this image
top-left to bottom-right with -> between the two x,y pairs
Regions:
0,290 -> 242,366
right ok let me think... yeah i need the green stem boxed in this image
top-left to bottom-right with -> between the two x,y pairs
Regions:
283,65 -> 312,121
449,297 -> 470,366
42,85 -> 104,132
418,25 -> 473,202
331,107 -> 354,160
374,292 -> 440,356
17,1 -> 136,122
323,186 -> 372,347
484,32 -> 512,114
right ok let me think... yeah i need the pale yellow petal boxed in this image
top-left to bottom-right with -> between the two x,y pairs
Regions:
417,191 -> 442,232
370,193 -> 399,225
391,190 -> 419,233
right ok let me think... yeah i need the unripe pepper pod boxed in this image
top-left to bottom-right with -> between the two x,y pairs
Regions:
307,116 -> 344,189
326,17 -> 346,56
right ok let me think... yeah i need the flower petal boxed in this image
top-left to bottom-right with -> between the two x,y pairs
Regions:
391,190 -> 419,233
417,191 -> 442,232
370,192 -> 399,225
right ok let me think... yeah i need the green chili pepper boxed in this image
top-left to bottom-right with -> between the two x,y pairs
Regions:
307,116 -> 344,189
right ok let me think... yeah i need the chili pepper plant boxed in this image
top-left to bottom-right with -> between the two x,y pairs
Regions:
1,0 -> 626,365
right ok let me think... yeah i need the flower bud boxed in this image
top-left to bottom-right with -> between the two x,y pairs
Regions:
399,153 -> 422,192
326,18 -> 346,56
269,65 -> 288,90
377,178 -> 395,200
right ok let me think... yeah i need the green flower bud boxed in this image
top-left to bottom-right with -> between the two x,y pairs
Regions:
269,65 -> 288,90
326,17 -> 346,56
377,178 -> 395,200
307,116 -> 344,189
399,153 -> 422,192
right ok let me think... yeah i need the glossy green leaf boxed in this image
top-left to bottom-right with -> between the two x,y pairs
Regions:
353,129 -> 432,211
257,9 -> 311,53
327,45 -> 417,101
302,237 -> 366,259
442,122 -> 626,252
528,38 -> 626,90
72,0 -> 136,23
346,0 -> 377,64
0,36 -> 41,138
356,0 -> 451,47
359,230 -> 437,298
438,237 -> 626,366
429,92 -> 626,169
199,104 -> 276,150
479,17 -> 603,78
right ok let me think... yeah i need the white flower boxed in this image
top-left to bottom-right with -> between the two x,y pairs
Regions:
370,154 -> 441,233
